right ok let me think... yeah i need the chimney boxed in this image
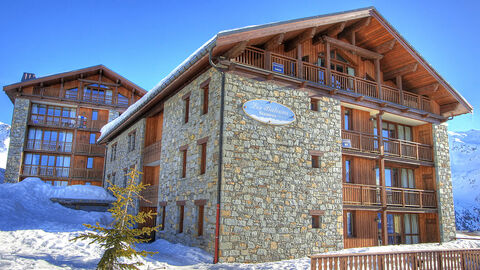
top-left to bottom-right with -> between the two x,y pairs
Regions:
21,72 -> 36,82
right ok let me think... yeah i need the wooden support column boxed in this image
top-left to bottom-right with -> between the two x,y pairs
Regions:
325,41 -> 331,86
375,58 -> 383,100
60,78 -> 65,99
396,75 -> 404,106
130,89 -> 135,105
70,106 -> 80,184
297,44 -> 303,79
78,81 -> 83,101
377,112 -> 388,245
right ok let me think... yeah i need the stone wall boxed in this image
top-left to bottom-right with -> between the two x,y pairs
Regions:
104,118 -> 146,187
4,98 -> 30,183
433,123 -> 456,242
157,68 -> 222,254
219,73 -> 344,263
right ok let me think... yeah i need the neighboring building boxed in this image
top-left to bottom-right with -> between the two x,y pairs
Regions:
98,8 -> 472,263
3,65 -> 146,186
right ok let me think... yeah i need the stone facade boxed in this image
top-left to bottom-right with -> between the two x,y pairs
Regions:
433,123 -> 456,242
4,98 -> 30,183
219,73 -> 344,263
158,68 -> 222,254
104,118 -> 146,187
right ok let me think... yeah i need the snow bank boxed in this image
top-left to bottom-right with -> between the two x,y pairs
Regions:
0,178 -> 112,231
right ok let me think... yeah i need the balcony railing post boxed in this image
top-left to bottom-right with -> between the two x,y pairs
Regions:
265,51 -> 271,71
420,191 -> 423,208
402,189 -> 405,206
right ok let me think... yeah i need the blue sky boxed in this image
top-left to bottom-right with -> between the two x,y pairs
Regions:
1,0 -> 479,131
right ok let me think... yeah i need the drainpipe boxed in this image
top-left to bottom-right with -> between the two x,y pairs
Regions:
208,47 -> 226,264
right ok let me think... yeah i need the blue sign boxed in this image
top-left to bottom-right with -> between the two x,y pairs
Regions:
272,62 -> 284,74
342,139 -> 352,148
243,100 -> 295,125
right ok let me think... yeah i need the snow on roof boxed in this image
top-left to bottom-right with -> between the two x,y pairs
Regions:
98,35 -> 218,143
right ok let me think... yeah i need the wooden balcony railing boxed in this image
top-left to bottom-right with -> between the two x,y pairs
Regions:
26,139 -> 73,153
143,141 -> 161,164
234,46 -> 434,113
75,143 -> 106,155
383,137 -> 433,162
311,249 -> 480,270
22,165 -> 69,178
341,130 -> 434,162
29,117 -> 77,129
139,185 -> 159,207
386,187 -> 437,208
32,87 -> 128,107
343,184 -> 437,208
71,168 -> 103,181
77,119 -> 107,131
343,183 -> 381,206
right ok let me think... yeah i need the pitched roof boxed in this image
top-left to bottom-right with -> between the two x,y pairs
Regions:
98,7 -> 472,143
3,65 -> 147,102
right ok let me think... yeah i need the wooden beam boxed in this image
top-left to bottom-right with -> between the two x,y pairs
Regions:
323,36 -> 383,59
440,102 -> 460,114
79,79 -> 120,87
327,22 -> 346,37
338,17 -> 371,39
383,63 -> 418,81
223,40 -> 249,59
285,27 -> 316,52
312,22 -> 346,45
355,96 -> 364,101
373,39 -> 396,54
264,33 -> 285,51
411,83 -> 440,95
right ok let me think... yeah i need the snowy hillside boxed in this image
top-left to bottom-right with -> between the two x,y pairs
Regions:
0,121 -> 10,169
449,130 -> 480,231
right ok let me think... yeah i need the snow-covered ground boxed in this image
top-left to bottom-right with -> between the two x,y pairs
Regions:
0,178 -> 479,269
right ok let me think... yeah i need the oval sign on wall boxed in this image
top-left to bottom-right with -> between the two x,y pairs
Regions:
243,100 -> 296,125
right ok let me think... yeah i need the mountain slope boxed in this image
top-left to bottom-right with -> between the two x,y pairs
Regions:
449,130 -> 480,231
0,122 -> 10,169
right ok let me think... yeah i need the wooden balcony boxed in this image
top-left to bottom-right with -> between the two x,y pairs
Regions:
139,185 -> 159,207
143,141 -> 161,165
22,165 -> 69,178
32,87 -> 129,108
234,46 -> 433,113
77,119 -> 107,131
71,168 -> 103,181
343,183 -> 437,209
28,117 -> 76,129
25,139 -> 73,153
341,130 -> 433,162
75,143 -> 106,155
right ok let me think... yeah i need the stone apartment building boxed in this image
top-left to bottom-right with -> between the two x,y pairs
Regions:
3,65 -> 145,186
98,8 -> 472,263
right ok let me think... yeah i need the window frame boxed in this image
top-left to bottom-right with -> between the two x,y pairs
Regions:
346,211 -> 356,238
200,80 -> 210,115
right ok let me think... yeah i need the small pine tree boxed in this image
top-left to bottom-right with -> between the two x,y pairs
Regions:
72,168 -> 160,270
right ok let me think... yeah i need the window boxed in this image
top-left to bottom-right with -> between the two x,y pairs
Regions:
128,131 -> 136,152
344,158 -> 353,183
123,168 -> 128,187
202,82 -> 209,115
198,138 -> 208,175
118,93 -> 129,106
184,96 -> 190,123
85,182 -> 91,185
54,181 -> 68,186
346,211 -> 355,238
160,204 -> 166,231
26,128 -> 73,152
312,215 -> 320,228
87,157 -> 94,169
197,204 -> 204,236
110,143 -> 117,162
83,84 -> 112,104
180,146 -> 188,178
343,108 -> 352,130
177,203 -> 185,233
65,88 -> 78,100
89,133 -> 96,144
23,153 -> 70,178
311,155 -> 320,168
92,110 -> 98,121
30,104 -> 76,128
310,99 -> 319,111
